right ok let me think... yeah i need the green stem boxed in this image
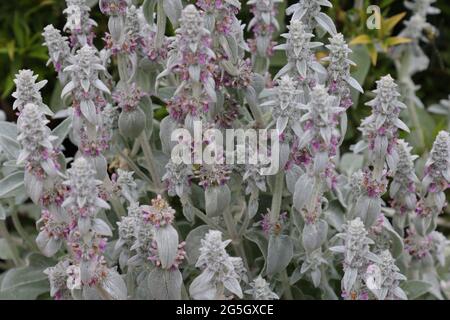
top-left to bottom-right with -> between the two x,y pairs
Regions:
126,269 -> 135,299
181,282 -> 189,300
117,53 -> 130,82
248,100 -> 265,128
11,210 -> 37,251
191,205 -> 227,234
0,220 -> 22,266
223,206 -> 250,273
270,172 -> 284,224
253,56 -> 269,75
139,133 -> 164,191
155,0 -> 166,49
281,270 -> 293,300
130,139 -> 141,158
115,147 -> 153,186
103,177 -> 126,219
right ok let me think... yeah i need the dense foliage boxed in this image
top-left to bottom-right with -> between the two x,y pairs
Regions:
0,0 -> 450,300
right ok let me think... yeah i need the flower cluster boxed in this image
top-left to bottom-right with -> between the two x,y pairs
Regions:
330,218 -> 381,300
247,0 -> 282,58
196,0 -> 240,36
12,70 -> 50,115
3,0 -> 450,301
286,0 -> 336,34
389,140 -> 418,227
99,0 -> 129,16
16,103 -> 59,177
245,275 -> 279,300
324,33 -> 362,109
275,19 -> 326,84
42,25 -> 71,76
163,5 -> 216,123
62,157 -> 110,234
367,250 -> 407,300
141,195 -> 175,228
262,75 -> 302,141
63,0 -> 97,48
63,45 -> 110,124
358,75 -> 409,179
189,230 -> 245,300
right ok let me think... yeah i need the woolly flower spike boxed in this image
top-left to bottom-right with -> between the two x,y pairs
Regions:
162,5 -> 216,122
162,160 -> 193,197
417,131 -> 450,224
404,228 -> 433,262
261,75 -> 302,136
36,209 -> 70,257
42,25 -> 71,74
430,231 -> 449,267
12,70 -> 51,115
358,75 -> 409,178
141,195 -> 175,228
286,0 -> 336,35
112,169 -> 137,203
99,0 -> 129,16
422,131 -> 450,196
245,275 -> 279,300
63,0 -> 97,48
401,14 -> 435,42
123,5 -> 141,45
390,140 -> 418,217
330,218 -> 381,297
16,103 -> 59,177
194,162 -> 232,188
44,259 -> 72,300
196,0 -> 241,36
113,83 -> 145,112
323,33 -> 362,107
275,19 -> 326,81
190,230 -> 245,300
140,195 -> 183,270
299,84 -> 343,154
62,157 -> 110,235
247,0 -> 282,57
104,5 -> 141,55
404,0 -> 440,18
115,212 -> 137,269
63,45 -> 110,124
366,250 -> 407,300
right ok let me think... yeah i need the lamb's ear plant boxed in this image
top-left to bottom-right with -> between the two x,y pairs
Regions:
0,0 -> 449,300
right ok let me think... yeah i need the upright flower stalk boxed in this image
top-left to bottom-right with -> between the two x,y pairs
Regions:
161,5 -> 216,125
63,0 -> 97,48
62,45 -> 112,178
247,0 -> 282,74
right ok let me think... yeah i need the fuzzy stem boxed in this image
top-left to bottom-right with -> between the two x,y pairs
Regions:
223,206 -> 250,273
248,99 -> 265,128
281,270 -> 293,300
181,282 -> 190,300
253,56 -> 269,75
154,0 -> 166,49
270,172 -> 284,224
138,132 -> 164,191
